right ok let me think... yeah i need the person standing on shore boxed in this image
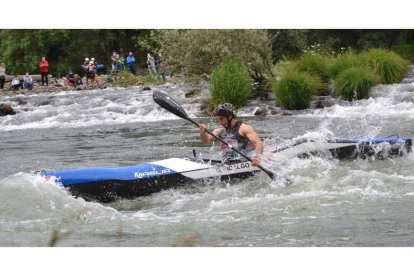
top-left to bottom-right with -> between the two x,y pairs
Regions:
154,53 -> 164,80
126,52 -> 136,75
85,61 -> 100,87
0,63 -> 5,89
111,51 -> 117,74
147,53 -> 157,76
39,57 -> 49,86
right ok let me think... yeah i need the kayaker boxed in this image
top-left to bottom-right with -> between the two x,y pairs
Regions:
199,103 -> 264,166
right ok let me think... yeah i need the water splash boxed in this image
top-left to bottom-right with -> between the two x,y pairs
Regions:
0,87 -> 202,132
0,173 -> 119,222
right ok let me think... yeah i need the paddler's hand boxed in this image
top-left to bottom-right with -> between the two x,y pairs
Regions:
199,122 -> 207,134
251,153 -> 262,167
252,157 -> 260,167
199,122 -> 208,141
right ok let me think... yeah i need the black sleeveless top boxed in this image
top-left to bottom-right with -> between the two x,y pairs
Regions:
218,121 -> 254,160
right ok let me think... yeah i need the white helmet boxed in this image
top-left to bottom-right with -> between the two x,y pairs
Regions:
91,57 -> 95,61
85,58 -> 89,61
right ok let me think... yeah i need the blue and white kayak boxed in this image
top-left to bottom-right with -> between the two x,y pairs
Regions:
40,136 -> 412,202
42,158 -> 258,202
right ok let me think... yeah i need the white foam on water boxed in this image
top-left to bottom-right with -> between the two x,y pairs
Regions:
0,173 -> 119,223
303,83 -> 414,120
0,87 -> 203,131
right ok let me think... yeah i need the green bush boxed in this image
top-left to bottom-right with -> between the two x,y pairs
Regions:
271,59 -> 297,78
363,49 -> 409,84
272,71 -> 322,110
210,59 -> 252,109
295,53 -> 332,83
392,43 -> 414,61
329,52 -> 365,79
333,67 -> 379,101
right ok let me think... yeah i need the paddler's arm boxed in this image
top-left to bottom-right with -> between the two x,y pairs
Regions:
199,123 -> 221,142
241,124 -> 264,166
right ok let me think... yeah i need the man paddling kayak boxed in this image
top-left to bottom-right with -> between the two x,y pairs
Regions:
199,103 -> 264,166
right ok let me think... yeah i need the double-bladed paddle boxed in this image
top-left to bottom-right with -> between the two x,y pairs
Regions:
153,91 -> 275,180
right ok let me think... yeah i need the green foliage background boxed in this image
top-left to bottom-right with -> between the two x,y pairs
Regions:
1,29 -> 413,110
333,67 -> 380,100
272,71 -> 323,110
210,59 -> 252,109
152,29 -> 273,80
0,29 -> 151,77
362,48 -> 409,84
1,29 -> 414,79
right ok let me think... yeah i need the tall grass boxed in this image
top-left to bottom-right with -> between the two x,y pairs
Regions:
295,53 -> 332,83
329,52 -> 365,79
272,71 -> 323,110
363,49 -> 409,84
333,67 -> 379,101
271,59 -> 297,78
210,59 -> 252,109
272,48 -> 409,107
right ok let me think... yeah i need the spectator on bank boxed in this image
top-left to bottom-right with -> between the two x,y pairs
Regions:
66,70 -> 76,87
82,58 -> 89,75
111,51 -> 118,74
147,53 -> 157,76
74,74 -> 83,89
126,52 -> 136,75
23,72 -> 33,90
0,63 -> 6,89
39,57 -> 49,86
10,75 -> 21,90
118,54 -> 126,71
85,61 -> 100,87
154,53 -> 165,80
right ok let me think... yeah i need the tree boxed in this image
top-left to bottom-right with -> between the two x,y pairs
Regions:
153,29 -> 273,80
0,29 -> 151,77
267,29 -> 309,62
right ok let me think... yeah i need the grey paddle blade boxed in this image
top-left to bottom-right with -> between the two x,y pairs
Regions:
153,91 -> 189,120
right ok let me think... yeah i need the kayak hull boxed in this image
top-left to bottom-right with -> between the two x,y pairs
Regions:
41,158 -> 259,202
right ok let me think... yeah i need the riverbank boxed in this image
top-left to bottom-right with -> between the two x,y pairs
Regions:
0,74 -> 112,96
7,63 -> 412,117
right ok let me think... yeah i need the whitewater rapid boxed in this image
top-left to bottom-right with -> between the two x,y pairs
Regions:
1,73 -> 414,246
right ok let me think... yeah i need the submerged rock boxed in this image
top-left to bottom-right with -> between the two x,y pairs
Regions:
185,88 -> 201,98
310,96 -> 335,109
267,106 -> 282,115
282,110 -> 294,116
36,100 -> 54,106
0,103 -> 16,116
253,107 -> 267,116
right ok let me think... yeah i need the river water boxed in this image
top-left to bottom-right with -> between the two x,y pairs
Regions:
1,72 -> 414,247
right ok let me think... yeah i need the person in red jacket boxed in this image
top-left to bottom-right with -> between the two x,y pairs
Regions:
39,57 -> 49,86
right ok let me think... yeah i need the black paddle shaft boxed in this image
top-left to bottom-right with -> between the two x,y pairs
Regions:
153,91 -> 275,180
